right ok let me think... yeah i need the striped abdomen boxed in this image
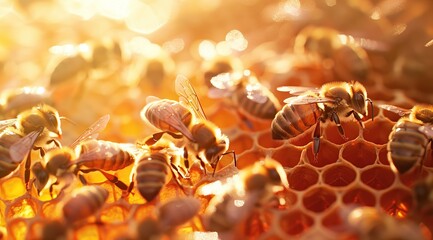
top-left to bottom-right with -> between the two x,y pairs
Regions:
62,185 -> 108,223
78,140 -> 134,171
135,152 -> 170,202
387,120 -> 429,174
144,99 -> 192,133
233,87 -> 281,119
271,103 -> 321,140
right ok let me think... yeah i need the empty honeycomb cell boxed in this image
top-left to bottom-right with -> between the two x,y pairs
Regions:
306,140 -> 340,167
7,198 -> 37,219
378,146 -> 390,165
100,205 -> 128,223
9,219 -> 27,240
75,224 -> 100,240
230,134 -> 254,154
302,187 -> 337,213
380,188 -> 413,218
237,150 -> 266,169
322,164 -> 357,187
341,140 -> 377,168
324,121 -> 359,145
288,129 -> 315,147
0,177 -> 25,201
342,188 -> 376,206
258,131 -> 284,148
360,166 -> 395,190
279,210 -> 315,236
362,118 -> 394,144
288,166 -> 319,191
207,106 -> 240,129
272,145 -> 302,168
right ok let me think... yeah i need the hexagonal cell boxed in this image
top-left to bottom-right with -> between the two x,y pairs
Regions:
378,146 -> 390,165
230,134 -> 254,154
341,140 -> 377,168
9,219 -> 27,240
207,106 -> 240,129
322,207 -> 348,233
238,209 -> 273,238
342,188 -> 376,206
362,118 -> 394,144
322,164 -> 357,187
0,177 -> 25,201
306,140 -> 340,167
289,129 -> 315,147
7,198 -> 37,219
380,188 -> 413,218
302,187 -> 337,213
324,121 -> 359,145
287,166 -> 319,191
360,166 -> 395,190
237,150 -> 266,169
272,145 -> 302,168
279,210 -> 314,236
258,131 -> 284,149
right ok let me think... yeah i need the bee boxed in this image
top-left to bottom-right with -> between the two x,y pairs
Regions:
202,157 -> 288,233
136,197 -> 200,239
412,175 -> 433,218
272,81 -> 374,158
32,115 -> 135,197
141,75 -> 234,174
0,86 -> 51,118
379,104 -> 433,174
201,55 -> 243,88
294,26 -> 373,82
208,70 -> 281,120
345,206 -> 425,240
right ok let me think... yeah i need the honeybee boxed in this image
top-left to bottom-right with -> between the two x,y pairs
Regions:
135,197 -> 200,239
272,81 -> 373,158
345,206 -> 425,240
379,104 -> 433,174
141,75 -> 234,174
0,86 -> 51,118
412,175 -> 433,218
208,70 -> 281,120
201,55 -> 243,88
201,158 -> 289,233
294,26 -> 372,82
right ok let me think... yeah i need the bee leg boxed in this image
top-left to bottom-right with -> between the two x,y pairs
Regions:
348,110 -> 365,128
313,119 -> 321,161
80,168 -> 129,192
220,150 -> 237,167
49,181 -> 60,199
33,146 -> 45,157
197,157 -> 207,175
183,147 -> 190,172
24,151 -> 33,192
169,163 -> 190,194
46,139 -> 62,148
331,111 -> 347,140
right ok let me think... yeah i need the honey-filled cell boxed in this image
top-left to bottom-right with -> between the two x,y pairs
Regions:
75,224 -> 101,240
6,198 -> 37,219
302,187 -> 337,213
360,166 -> 395,190
378,146 -> 390,165
342,187 -> 376,207
279,210 -> 314,236
9,220 -> 27,240
306,140 -> 340,167
230,134 -> 254,154
341,140 -> 377,168
322,164 -> 357,187
237,209 -> 273,238
236,150 -> 266,169
380,188 -> 413,218
287,165 -> 319,191
258,131 -> 284,149
0,177 -> 25,201
272,145 -> 302,168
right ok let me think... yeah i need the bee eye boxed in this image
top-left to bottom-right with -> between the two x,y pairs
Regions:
48,113 -> 58,126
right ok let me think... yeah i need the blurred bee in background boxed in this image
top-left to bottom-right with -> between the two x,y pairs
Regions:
344,206 -> 426,240
379,104 -> 433,174
273,81 -> 373,158
412,175 -> 433,220
208,70 -> 281,123
201,157 -> 288,233
200,55 -> 244,88
294,26 -> 374,83
141,75 -> 235,175
0,86 -> 52,118
31,114 -> 136,197
115,197 -> 201,240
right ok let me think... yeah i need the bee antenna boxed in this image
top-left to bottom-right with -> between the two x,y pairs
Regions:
59,116 -> 77,126
366,98 -> 374,121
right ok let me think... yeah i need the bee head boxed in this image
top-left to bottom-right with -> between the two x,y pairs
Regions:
37,105 -> 62,137
350,82 -> 372,119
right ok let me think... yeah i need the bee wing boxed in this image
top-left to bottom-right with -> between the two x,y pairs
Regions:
377,104 -> 411,116
146,95 -> 161,104
9,128 -> 43,163
283,95 -> 335,105
277,86 -> 320,95
0,118 -> 17,132
175,75 -> 207,120
419,125 -> 433,138
70,115 -> 110,149
207,87 -> 232,99
245,82 -> 268,104
210,72 -> 240,90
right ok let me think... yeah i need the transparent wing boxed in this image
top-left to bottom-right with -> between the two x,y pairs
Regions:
10,128 -> 43,163
210,72 -> 241,90
284,95 -> 335,105
70,115 -> 110,149
245,82 -> 268,104
175,75 -> 207,120
207,87 -> 232,99
277,86 -> 320,95
377,104 -> 410,116
419,125 -> 433,138
146,95 -> 161,104
0,118 -> 16,132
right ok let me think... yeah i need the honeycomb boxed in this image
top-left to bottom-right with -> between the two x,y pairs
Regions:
0,0 -> 433,239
